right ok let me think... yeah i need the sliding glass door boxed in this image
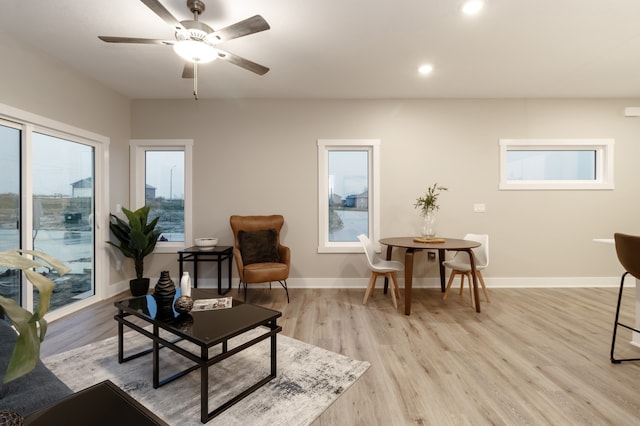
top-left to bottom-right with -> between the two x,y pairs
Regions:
0,123 -> 21,304
0,119 -> 98,314
32,132 -> 95,310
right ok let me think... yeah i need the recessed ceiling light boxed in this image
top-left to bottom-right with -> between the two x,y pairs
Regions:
462,0 -> 484,15
418,64 -> 434,75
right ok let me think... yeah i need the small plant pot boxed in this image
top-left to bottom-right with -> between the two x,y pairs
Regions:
129,278 -> 150,297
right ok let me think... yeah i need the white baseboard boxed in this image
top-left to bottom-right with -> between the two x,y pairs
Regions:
283,276 -> 623,289
104,276 -> 624,299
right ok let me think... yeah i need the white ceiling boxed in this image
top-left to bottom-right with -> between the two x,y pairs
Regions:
2,0 -> 640,100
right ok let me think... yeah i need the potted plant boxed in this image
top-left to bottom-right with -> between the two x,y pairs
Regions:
0,249 -> 70,384
107,205 -> 161,296
414,183 -> 448,238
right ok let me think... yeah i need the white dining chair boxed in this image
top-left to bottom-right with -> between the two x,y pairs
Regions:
357,234 -> 403,309
442,233 -> 490,303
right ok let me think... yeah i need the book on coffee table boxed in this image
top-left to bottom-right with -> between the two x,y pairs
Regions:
191,297 -> 233,311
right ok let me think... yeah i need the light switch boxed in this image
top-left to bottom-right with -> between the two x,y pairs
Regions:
473,203 -> 486,213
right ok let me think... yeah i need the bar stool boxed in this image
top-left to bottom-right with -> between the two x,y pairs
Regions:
610,232 -> 640,363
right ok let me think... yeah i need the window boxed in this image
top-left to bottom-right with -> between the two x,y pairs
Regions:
130,140 -> 193,253
499,139 -> 614,190
0,103 -> 108,321
317,139 -> 380,253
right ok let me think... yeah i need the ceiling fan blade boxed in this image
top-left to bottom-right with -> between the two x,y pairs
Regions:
140,0 -> 185,31
207,15 -> 270,42
182,63 -> 194,79
216,49 -> 270,75
98,36 -> 174,45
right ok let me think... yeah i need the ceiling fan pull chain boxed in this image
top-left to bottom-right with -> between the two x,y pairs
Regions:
193,62 -> 199,100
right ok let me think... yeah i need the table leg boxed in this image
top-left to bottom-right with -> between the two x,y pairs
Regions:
404,249 -> 415,315
465,249 -> 481,313
152,325 -> 160,388
384,245 -> 393,294
217,253 -> 223,295
193,256 -> 198,288
227,251 -> 233,294
201,345 -> 208,424
117,309 -> 124,363
438,249 -> 446,292
271,321 -> 277,377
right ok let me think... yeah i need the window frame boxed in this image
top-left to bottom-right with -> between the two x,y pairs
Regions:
499,138 -> 614,190
130,139 -> 193,253
0,102 -> 109,321
317,139 -> 380,253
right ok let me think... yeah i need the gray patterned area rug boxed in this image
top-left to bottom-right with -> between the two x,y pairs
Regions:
43,329 -> 369,425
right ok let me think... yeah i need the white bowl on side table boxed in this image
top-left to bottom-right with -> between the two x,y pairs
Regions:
194,238 -> 218,250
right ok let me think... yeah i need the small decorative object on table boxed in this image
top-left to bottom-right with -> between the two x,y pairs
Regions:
414,183 -> 448,238
194,237 -> 218,251
174,271 -> 193,313
191,297 -> 233,311
153,271 -> 176,305
174,296 -> 194,314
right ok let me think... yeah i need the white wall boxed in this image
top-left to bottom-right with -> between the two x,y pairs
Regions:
132,98 -> 640,288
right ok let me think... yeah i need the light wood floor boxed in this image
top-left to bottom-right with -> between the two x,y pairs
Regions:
42,286 -> 640,425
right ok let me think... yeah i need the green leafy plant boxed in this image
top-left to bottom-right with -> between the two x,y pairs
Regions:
414,183 -> 448,216
0,249 -> 70,384
107,205 -> 161,281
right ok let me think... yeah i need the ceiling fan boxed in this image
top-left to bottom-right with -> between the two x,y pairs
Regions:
98,0 -> 270,99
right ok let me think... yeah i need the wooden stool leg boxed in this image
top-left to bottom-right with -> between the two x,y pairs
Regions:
459,273 -> 466,296
363,273 -> 377,305
465,272 -> 473,300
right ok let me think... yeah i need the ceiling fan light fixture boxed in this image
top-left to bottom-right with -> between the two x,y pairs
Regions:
173,40 -> 217,63
462,0 -> 484,15
418,64 -> 434,75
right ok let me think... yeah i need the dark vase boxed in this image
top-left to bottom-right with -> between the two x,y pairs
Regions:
129,278 -> 150,297
153,271 -> 176,305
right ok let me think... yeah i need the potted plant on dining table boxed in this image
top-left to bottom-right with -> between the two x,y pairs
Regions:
414,183 -> 448,238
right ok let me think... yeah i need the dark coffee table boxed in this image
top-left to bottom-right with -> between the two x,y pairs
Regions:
114,288 -> 282,424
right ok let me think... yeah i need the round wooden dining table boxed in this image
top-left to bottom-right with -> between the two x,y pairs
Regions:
379,237 -> 482,315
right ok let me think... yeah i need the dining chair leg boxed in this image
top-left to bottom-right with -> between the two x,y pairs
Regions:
386,272 -> 398,309
391,272 -> 401,301
477,271 -> 490,302
466,272 -> 473,301
363,273 -> 377,305
443,271 -> 457,300
459,273 -> 466,296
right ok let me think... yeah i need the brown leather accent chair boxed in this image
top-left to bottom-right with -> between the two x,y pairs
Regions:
230,215 -> 290,302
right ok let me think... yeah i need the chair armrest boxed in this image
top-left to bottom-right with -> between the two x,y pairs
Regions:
232,247 -> 245,280
278,245 -> 290,266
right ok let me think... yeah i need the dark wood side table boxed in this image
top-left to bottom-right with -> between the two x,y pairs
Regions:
178,246 -> 233,295
25,380 -> 168,426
